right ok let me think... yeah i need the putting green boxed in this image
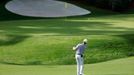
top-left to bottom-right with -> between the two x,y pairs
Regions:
0,57 -> 134,75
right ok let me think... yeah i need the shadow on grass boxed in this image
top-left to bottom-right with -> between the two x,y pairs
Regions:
0,35 -> 29,46
116,34 -> 134,56
0,20 -> 134,35
117,34 -> 134,45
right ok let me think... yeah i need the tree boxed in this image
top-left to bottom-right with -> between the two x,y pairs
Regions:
86,0 -> 133,11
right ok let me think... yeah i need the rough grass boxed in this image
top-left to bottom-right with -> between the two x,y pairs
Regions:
0,0 -> 134,65
0,35 -> 133,65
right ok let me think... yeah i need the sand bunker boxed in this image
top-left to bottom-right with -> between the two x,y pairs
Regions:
5,0 -> 91,17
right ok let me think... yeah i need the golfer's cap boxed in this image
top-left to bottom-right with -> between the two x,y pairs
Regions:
83,39 -> 88,43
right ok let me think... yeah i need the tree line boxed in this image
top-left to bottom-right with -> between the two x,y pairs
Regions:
86,0 -> 134,11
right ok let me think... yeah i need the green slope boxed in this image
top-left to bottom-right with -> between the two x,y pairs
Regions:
0,0 -> 134,65
0,57 -> 134,75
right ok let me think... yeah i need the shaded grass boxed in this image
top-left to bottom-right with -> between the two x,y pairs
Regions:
0,35 -> 29,46
0,19 -> 134,35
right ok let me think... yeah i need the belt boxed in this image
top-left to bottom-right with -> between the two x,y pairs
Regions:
76,54 -> 83,57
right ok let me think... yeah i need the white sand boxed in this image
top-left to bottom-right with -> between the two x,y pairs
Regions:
5,0 -> 91,17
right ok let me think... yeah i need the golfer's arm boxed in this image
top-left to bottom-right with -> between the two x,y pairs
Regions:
73,47 -> 76,50
73,44 -> 79,51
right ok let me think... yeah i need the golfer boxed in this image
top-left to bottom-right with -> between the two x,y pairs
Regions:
73,39 -> 88,75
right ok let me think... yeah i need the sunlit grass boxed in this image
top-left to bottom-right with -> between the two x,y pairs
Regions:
0,57 -> 133,75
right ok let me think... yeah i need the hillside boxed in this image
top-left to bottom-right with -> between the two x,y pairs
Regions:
0,0 -> 134,65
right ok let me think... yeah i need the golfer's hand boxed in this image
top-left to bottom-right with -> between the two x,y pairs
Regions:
72,47 -> 76,50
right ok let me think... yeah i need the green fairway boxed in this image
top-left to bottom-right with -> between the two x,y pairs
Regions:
0,57 -> 134,75
0,1 -> 134,75
0,0 -> 134,65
